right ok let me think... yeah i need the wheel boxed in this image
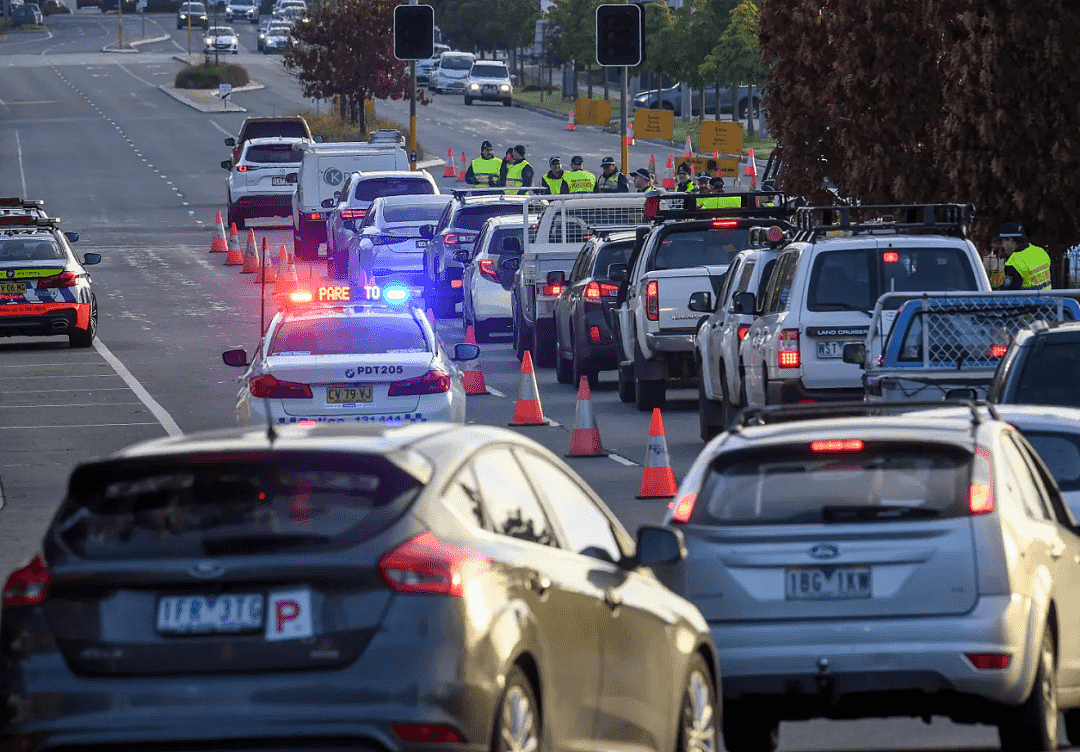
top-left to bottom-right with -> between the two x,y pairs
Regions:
492,666 -> 541,752
294,230 -> 318,262
635,377 -> 665,411
555,343 -> 573,384
719,362 -> 735,428
999,629 -> 1058,751
532,319 -> 557,368
677,654 -> 719,752
698,377 -> 723,442
326,250 -> 348,280
722,700 -> 779,752
464,96 -> 473,106
1065,707 -> 1080,746
571,335 -> 598,390
68,295 -> 98,348
738,362 -> 749,412
228,211 -> 245,231
618,362 -> 635,403
433,293 -> 456,318
503,98 -> 512,107
738,100 -> 762,120
512,304 -> 532,361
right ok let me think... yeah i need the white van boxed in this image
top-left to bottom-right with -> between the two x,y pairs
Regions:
287,141 -> 410,260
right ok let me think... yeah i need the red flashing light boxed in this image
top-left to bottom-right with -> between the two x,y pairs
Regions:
882,251 -> 900,263
478,258 -> 498,282
450,279 -> 463,289
711,219 -> 739,229
646,280 -> 659,321
990,344 -> 1008,358
0,215 -> 40,226
670,492 -> 697,524
340,208 -> 366,220
387,370 -> 450,396
811,439 -> 865,453
966,653 -> 1011,670
36,271 -> 78,289
307,212 -> 323,221
248,374 -> 313,399
3,555 -> 50,607
379,532 -> 491,598
737,325 -> 750,341
236,165 -> 248,172
969,446 -> 995,515
392,724 -> 464,744
589,325 -> 601,342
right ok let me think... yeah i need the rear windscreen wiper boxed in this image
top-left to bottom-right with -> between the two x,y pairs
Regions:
821,504 -> 940,522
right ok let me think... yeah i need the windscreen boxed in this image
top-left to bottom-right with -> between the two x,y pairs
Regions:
690,442 -> 971,526
182,2 -> 205,10
441,56 -> 473,70
1015,342 -> 1080,406
383,203 -> 447,224
1023,431 -> 1080,493
471,64 -> 507,78
242,121 -> 308,140
209,26 -> 235,34
353,178 -> 435,202
648,229 -> 749,271
456,204 -> 523,231
0,237 -> 64,261
244,143 -> 302,164
55,456 -> 423,559
270,316 -> 428,355
593,241 -> 633,278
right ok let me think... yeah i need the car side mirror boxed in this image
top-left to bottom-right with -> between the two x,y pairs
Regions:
342,220 -> 356,231
285,173 -> 298,184
608,263 -> 627,283
732,291 -> 756,315
419,224 -> 434,239
64,232 -> 80,243
221,160 -> 232,170
452,343 -> 480,362
688,291 -> 713,313
321,198 -> 335,209
453,250 -> 471,263
636,525 -> 686,566
842,343 -> 866,366
224,137 -> 236,146
500,256 -> 520,272
221,348 -> 249,367
501,236 -> 522,252
81,252 -> 100,265
946,387 -> 979,401
546,270 -> 565,286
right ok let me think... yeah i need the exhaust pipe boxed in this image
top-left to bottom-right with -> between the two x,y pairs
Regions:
51,320 -> 69,330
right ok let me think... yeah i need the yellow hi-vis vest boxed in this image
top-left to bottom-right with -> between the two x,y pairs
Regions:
504,160 -> 531,194
543,173 -> 569,194
1005,243 -> 1053,289
565,169 -> 596,193
695,195 -> 741,208
470,156 -> 502,186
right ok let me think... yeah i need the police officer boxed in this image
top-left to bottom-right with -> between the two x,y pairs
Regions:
696,172 -> 713,193
630,168 -> 654,192
696,176 -> 741,208
594,157 -> 629,193
498,144 -> 534,194
565,156 -> 596,193
675,162 -> 695,192
542,157 -> 570,194
465,140 -> 503,187
995,221 -> 1052,290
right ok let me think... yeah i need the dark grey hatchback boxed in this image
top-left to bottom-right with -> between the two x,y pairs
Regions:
1,423 -> 719,752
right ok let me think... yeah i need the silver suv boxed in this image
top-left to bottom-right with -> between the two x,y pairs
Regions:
657,401 -> 1080,752
464,60 -> 513,107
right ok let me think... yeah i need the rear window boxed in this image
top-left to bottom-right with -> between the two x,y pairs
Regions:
0,237 -> 64,261
241,120 -> 309,142
471,64 -> 507,78
648,229 -> 749,271
1023,431 -> 1080,493
593,242 -> 633,278
1015,342 -> 1080,406
441,56 -> 473,70
353,178 -> 435,202
487,226 -> 525,257
454,204 -> 523,231
243,143 -> 302,164
383,203 -> 446,224
690,442 -> 971,526
270,316 -> 428,355
55,456 -> 423,560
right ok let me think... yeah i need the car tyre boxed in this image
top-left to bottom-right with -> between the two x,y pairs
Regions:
571,335 -> 598,390
999,629 -> 1058,752
474,319 -> 492,344
68,295 -> 98,349
503,98 -> 512,107
722,701 -> 778,752
555,345 -> 573,384
698,377 -> 723,442
1064,708 -> 1080,747
532,318 -> 557,368
677,654 -> 719,752
618,362 -> 635,403
719,362 -> 736,428
294,230 -> 318,262
635,377 -> 665,411
492,666 -> 542,752
513,316 -> 533,361
464,96 -> 473,105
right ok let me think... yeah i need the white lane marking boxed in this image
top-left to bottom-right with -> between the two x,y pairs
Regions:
609,453 -> 637,467
485,386 -> 505,398
546,418 -> 560,427
0,373 -> 118,380
93,339 -> 183,437
0,476 -> 4,511
15,131 -> 27,196
0,362 -> 111,367
0,94 -> 7,111
208,120 -> 233,137
4,422 -> 161,429
117,63 -> 155,88
0,402 -> 145,408
13,387 -> 132,392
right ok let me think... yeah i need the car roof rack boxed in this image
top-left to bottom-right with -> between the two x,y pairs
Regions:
791,203 -> 975,241
733,398 -> 999,430
641,190 -> 793,223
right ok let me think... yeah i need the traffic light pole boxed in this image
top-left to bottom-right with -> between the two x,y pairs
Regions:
409,60 -> 417,169
620,66 -> 628,175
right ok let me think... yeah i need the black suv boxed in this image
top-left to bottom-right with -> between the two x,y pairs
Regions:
988,319 -> 1080,407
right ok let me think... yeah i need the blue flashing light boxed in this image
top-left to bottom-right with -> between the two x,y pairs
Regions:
382,283 -> 411,304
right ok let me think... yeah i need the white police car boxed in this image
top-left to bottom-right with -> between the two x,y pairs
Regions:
0,213 -> 101,348
222,282 -> 476,426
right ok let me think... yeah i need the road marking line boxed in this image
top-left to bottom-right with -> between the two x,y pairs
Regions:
93,339 -> 183,437
0,402 -> 145,408
486,386 -> 505,398
609,453 -> 637,467
3,422 -> 162,429
117,63 -> 155,88
0,476 -> 4,511
0,362 -> 111,367
15,131 -> 27,196
10,387 -> 131,392
208,120 -> 233,138
0,373 -> 119,380
547,418 -> 560,427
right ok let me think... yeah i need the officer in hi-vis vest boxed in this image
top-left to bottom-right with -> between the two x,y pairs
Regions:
465,140 -> 503,187
542,157 -> 570,194
565,156 -> 596,193
498,145 -> 534,194
995,221 -> 1052,290
593,157 -> 629,192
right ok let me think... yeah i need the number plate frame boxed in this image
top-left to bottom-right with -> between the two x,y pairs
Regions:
816,340 -> 850,359
156,593 -> 264,635
327,385 -> 374,403
271,176 -> 288,186
0,282 -> 26,294
785,566 -> 871,600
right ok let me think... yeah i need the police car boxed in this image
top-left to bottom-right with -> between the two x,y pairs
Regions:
222,282 -> 477,426
0,212 -> 101,348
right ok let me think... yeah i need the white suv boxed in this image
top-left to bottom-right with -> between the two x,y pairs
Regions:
740,204 -> 992,407
429,51 -> 475,94
464,60 -> 513,107
225,0 -> 257,23
221,136 -> 307,230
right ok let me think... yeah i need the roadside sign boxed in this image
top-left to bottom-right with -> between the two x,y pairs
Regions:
635,108 -> 674,140
700,121 -> 743,157
219,84 -> 232,101
136,0 -> 146,10
574,98 -> 610,126
684,155 -> 740,178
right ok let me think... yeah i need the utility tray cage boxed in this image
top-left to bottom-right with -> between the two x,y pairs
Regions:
792,203 -> 975,241
643,190 -> 791,223
733,398 -> 999,429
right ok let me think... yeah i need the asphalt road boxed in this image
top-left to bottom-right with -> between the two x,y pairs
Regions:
0,11 -> 1030,751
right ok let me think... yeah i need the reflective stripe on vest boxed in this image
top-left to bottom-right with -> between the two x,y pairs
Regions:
1006,244 -> 1052,290
565,169 -> 596,192
471,157 -> 502,186
595,172 -> 625,192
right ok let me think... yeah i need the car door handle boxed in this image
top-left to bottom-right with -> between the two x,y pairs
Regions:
603,587 -> 621,610
1050,545 -> 1066,560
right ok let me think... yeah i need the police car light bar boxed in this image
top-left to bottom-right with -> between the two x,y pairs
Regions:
0,215 -> 59,227
0,198 -> 44,208
282,282 -> 415,308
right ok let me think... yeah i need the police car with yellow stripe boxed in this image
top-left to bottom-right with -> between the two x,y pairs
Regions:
222,281 -> 477,426
0,211 -> 101,348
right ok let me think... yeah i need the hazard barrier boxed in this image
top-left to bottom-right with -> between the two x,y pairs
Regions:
258,239 -> 277,284
567,376 -> 605,457
274,247 -> 298,295
637,407 -> 678,498
566,108 -> 576,131
509,350 -> 546,426
211,211 -> 228,253
444,147 -> 456,178
224,223 -> 244,266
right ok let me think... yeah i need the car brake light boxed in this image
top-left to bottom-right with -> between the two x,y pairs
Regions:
392,723 -> 464,744
248,374 -> 313,399
646,280 -> 659,320
340,209 -> 366,220
387,370 -> 450,396
969,446 -> 994,515
589,325 -> 601,342
966,653 -> 1011,670
478,258 -> 498,282
542,284 -> 563,296
236,165 -> 248,172
585,281 -> 619,299
882,251 -> 899,263
737,325 -> 750,341
307,212 -> 323,221
443,232 -> 476,246
778,328 -> 800,368
990,344 -> 1007,358
669,492 -> 697,524
35,271 -> 78,289
711,219 -> 739,229
2,555 -> 50,607
811,439 -> 864,453
379,532 -> 491,597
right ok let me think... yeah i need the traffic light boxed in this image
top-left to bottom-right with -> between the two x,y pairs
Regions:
394,4 -> 435,61
595,3 -> 642,67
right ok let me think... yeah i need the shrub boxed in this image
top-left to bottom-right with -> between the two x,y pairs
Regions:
294,111 -> 425,159
174,62 -> 249,89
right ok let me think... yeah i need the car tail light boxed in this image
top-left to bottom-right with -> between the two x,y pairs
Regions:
669,492 -> 697,524
3,556 -> 50,607
451,279 -> 463,289
443,232 -> 476,246
585,281 -> 619,299
379,532 -> 491,597
542,283 -> 563,296
966,653 -> 1011,670
235,165 -> 248,172
387,370 -> 450,396
248,374 -> 313,399
990,344 -> 1008,358
35,271 -> 78,289
882,251 -> 900,263
646,280 -> 659,321
811,439 -> 864,453
340,209 -> 366,220
307,212 -> 323,221
778,328 -> 800,368
737,325 -> 750,341
590,326 -> 601,342
969,446 -> 994,515
392,723 -> 465,744
478,259 -> 498,282
711,219 -> 739,229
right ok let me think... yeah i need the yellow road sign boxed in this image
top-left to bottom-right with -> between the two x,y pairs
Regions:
574,98 -> 611,126
699,121 -> 743,157
635,108 -> 674,140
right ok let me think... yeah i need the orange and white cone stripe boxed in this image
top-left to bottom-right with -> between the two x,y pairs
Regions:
211,211 -> 228,253
567,376 -> 604,457
224,223 -> 244,266
509,350 -> 546,426
638,407 -> 678,498
258,238 -> 276,284
241,228 -> 259,273
273,246 -> 298,295
461,325 -> 488,395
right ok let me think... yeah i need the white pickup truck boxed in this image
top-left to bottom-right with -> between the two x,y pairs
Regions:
612,193 -> 792,410
510,195 -> 646,366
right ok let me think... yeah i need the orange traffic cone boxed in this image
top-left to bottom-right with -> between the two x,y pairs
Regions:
683,136 -> 693,158
274,246 -> 298,295
567,376 -> 605,457
224,223 -> 244,266
626,120 -> 635,146
662,152 -> 675,189
637,408 -> 678,498
211,211 -> 228,253
745,147 -> 757,189
461,325 -> 488,395
566,108 -> 576,131
456,151 -> 467,182
241,228 -> 259,273
444,147 -> 456,178
648,153 -> 657,179
509,351 -> 546,426
257,238 -> 276,284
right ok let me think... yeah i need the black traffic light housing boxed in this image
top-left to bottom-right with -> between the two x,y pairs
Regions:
595,3 -> 642,67
394,4 -> 435,61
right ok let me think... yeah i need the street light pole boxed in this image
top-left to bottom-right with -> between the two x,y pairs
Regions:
620,65 -> 628,175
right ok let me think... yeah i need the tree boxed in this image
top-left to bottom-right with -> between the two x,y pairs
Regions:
703,0 -> 765,130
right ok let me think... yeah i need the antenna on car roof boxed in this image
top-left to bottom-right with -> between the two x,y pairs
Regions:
263,397 -> 277,444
